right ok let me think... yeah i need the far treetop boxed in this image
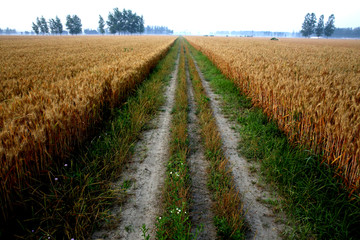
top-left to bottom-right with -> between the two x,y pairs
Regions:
301,13 -> 335,38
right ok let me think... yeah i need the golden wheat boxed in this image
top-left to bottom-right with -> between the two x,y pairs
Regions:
186,36 -> 360,194
0,35 -> 176,220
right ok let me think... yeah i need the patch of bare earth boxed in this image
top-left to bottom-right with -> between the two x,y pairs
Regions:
92,54 -> 180,240
185,58 -> 217,239
191,55 -> 287,240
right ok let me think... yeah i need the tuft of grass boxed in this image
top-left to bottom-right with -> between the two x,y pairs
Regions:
141,224 -> 150,240
185,42 -> 247,239
187,40 -> 360,240
1,38 -> 180,240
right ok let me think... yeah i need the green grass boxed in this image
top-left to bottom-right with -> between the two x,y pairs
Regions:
0,38 -> 179,240
156,41 -> 193,240
186,40 -> 360,240
185,42 -> 246,239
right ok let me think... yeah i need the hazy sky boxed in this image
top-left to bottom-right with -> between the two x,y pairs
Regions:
1,0 -> 359,34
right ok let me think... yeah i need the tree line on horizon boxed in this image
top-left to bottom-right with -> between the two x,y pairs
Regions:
32,15 -> 81,35
145,26 -> 173,35
0,28 -> 17,34
301,13 -> 335,37
30,8 -> 173,35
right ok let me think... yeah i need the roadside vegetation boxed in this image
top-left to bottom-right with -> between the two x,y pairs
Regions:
186,40 -> 360,239
186,37 -> 360,194
185,43 -> 247,239
1,38 -> 179,240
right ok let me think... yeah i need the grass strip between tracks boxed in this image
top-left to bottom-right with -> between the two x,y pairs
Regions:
186,39 -> 360,240
155,41 -> 193,239
185,43 -> 247,239
1,39 -> 179,240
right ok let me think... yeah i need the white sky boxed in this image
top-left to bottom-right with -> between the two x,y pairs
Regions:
1,0 -> 359,34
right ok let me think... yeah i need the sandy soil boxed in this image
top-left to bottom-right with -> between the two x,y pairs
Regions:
190,54 -> 286,240
92,53 -> 180,240
185,57 -> 217,239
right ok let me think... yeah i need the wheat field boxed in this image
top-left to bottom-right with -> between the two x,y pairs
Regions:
0,35 -> 176,219
186,36 -> 360,194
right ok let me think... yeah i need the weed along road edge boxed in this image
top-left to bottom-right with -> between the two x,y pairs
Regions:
92,44 -> 180,239
185,47 -> 217,239
118,53 -> 179,239
188,47 -> 285,239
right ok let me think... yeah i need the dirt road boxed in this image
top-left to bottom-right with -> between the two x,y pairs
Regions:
93,40 -> 285,239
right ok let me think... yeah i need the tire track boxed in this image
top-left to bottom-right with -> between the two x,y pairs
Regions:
92,52 -> 180,240
185,56 -> 217,239
190,53 -> 285,240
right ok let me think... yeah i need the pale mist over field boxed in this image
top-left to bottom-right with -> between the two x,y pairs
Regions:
0,0 -> 359,34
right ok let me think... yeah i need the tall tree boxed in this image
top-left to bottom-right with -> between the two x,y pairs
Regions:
301,13 -> 317,37
72,15 -> 82,34
36,17 -> 42,33
39,16 -> 49,34
66,15 -> 73,34
98,15 -> 105,34
122,9 -> 131,33
128,10 -> 138,34
55,16 -> 63,35
66,15 -> 82,35
35,16 -> 48,35
49,18 -> 58,34
315,14 -> 324,37
107,8 -> 144,35
324,14 -> 335,38
107,8 -> 123,34
32,22 -> 39,34
139,15 -> 145,34
107,14 -> 117,34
